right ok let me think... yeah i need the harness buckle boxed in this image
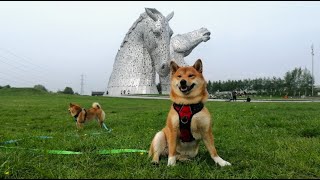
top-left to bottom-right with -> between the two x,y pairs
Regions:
181,116 -> 188,124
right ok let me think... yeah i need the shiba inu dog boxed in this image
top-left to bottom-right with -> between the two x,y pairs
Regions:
68,102 -> 106,129
149,59 -> 231,167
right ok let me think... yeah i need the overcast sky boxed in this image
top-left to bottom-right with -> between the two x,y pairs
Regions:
0,1 -> 320,95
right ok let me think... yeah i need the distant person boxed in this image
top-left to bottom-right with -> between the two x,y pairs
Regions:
246,96 -> 251,102
232,91 -> 237,101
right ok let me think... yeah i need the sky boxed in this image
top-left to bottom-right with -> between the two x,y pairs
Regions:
0,1 -> 320,95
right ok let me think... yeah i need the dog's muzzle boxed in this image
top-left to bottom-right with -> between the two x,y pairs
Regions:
179,79 -> 195,94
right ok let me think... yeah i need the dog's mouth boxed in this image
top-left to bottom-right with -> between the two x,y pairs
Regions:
179,83 -> 195,94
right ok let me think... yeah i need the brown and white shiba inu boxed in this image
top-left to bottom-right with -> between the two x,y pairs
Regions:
149,59 -> 231,167
68,102 -> 106,129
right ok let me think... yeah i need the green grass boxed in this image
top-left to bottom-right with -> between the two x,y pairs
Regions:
0,88 -> 320,178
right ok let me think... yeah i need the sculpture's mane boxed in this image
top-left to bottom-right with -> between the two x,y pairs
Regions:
120,13 -> 149,48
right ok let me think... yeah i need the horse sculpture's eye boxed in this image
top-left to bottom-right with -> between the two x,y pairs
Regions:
169,29 -> 173,37
153,31 -> 161,37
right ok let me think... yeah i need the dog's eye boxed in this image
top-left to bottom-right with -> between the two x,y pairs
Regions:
188,74 -> 194,78
177,75 -> 182,78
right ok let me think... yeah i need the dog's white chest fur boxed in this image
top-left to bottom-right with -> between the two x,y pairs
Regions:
190,110 -> 211,140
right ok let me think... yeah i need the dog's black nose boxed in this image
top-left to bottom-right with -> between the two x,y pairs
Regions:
180,79 -> 187,86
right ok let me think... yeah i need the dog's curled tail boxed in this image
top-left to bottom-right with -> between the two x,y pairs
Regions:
92,102 -> 101,109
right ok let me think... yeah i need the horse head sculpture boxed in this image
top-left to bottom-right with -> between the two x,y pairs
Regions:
170,27 -> 211,66
107,8 -> 174,95
145,8 -> 174,77
160,27 -> 211,94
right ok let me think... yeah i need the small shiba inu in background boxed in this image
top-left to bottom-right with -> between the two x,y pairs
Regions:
68,102 -> 106,129
149,59 -> 231,167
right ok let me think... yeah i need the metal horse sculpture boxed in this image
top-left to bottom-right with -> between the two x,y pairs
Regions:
107,8 -> 174,96
160,27 -> 211,94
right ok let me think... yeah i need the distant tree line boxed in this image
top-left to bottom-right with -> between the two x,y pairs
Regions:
33,84 -> 77,94
1,67 -> 317,97
0,84 -> 79,95
207,67 -> 317,97
57,87 -> 75,94
34,84 -> 48,92
0,85 -> 11,89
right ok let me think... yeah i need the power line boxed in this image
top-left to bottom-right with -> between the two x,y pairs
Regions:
0,76 -> 30,86
0,47 -> 51,73
0,71 -> 40,85
0,48 -> 53,88
0,52 -> 46,75
0,55 -> 33,73
0,56 -> 48,84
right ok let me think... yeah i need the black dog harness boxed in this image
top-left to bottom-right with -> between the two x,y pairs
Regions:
173,102 -> 204,142
73,108 -> 87,122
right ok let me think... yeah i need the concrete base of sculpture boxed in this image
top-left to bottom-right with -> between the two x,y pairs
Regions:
107,85 -> 158,95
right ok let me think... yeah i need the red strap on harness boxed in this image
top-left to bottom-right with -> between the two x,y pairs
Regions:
178,105 -> 192,124
173,103 -> 204,142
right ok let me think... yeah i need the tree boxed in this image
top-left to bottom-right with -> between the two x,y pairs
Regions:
300,68 -> 313,96
62,87 -> 74,94
2,85 -> 11,89
34,84 -> 48,92
207,80 -> 212,94
284,67 -> 312,96
206,66 -> 313,97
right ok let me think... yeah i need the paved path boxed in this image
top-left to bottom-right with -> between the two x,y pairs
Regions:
106,95 -> 320,102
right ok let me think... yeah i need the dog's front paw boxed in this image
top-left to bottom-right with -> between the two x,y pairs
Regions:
218,160 -> 231,167
213,156 -> 231,167
151,160 -> 159,166
167,156 -> 176,166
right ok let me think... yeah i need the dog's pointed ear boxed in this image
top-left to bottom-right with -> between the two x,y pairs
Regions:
69,103 -> 73,107
193,59 -> 203,73
170,61 -> 180,75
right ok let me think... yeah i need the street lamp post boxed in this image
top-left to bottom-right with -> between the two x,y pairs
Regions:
311,44 -> 314,97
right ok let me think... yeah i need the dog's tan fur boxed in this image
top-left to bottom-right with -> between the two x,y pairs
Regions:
149,59 -> 231,166
68,102 -> 106,129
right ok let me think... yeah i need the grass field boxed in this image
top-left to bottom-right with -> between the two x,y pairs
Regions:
0,88 -> 320,179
